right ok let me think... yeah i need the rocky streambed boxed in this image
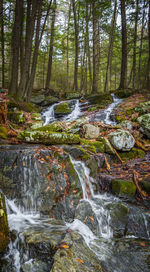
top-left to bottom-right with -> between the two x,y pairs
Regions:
0,90 -> 150,272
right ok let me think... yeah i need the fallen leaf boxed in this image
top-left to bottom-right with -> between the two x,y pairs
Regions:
75,258 -> 84,264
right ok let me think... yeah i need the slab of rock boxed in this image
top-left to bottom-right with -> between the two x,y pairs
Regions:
31,94 -> 45,105
52,232 -> 103,272
54,102 -> 71,116
137,113 -> 150,138
112,179 -> 136,197
82,124 -> 100,139
108,129 -> 135,151
0,192 -> 9,253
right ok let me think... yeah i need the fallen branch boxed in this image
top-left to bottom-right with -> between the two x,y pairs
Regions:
104,156 -> 111,172
133,170 -> 148,200
134,136 -> 147,151
112,147 -> 124,164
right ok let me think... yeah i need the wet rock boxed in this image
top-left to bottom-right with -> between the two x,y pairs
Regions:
71,116 -> 89,129
112,180 -> 136,197
7,111 -> 26,124
82,124 -> 100,139
30,94 -> 45,105
52,232 -> 103,272
17,131 -> 80,145
86,93 -> 113,107
30,121 -> 44,130
75,201 -> 99,234
137,113 -> 150,138
106,202 -> 129,237
21,259 -> 49,272
54,102 -> 71,117
97,137 -> 115,154
0,192 -> 9,253
108,129 -> 135,151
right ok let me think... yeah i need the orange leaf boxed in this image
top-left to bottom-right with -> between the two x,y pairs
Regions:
75,258 -> 84,264
140,242 -> 146,247
45,186 -> 50,192
89,216 -> 94,221
61,244 -> 69,249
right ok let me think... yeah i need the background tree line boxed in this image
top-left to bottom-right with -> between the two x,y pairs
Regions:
0,0 -> 149,101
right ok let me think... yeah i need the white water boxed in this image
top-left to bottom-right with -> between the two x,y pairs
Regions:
43,99 -> 82,125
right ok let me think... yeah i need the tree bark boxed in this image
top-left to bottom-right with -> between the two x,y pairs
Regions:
138,0 -> 146,87
71,0 -> 79,91
86,2 -> 92,92
45,0 -> 57,89
147,0 -> 150,90
66,3 -> 71,89
18,0 -> 37,99
119,0 -> 127,89
92,0 -> 99,93
9,0 -> 23,96
104,0 -> 117,92
132,0 -> 139,89
0,0 -> 5,88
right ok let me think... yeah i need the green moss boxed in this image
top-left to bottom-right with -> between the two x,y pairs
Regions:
118,148 -> 145,162
0,193 -> 9,253
115,89 -> 133,98
17,130 -> 80,145
35,122 -> 63,132
116,115 -> 126,123
8,99 -> 39,113
112,180 -> 136,197
55,102 -> 71,115
7,111 -> 26,124
32,113 -> 42,121
86,93 -> 113,107
0,126 -> 8,139
140,181 -> 150,193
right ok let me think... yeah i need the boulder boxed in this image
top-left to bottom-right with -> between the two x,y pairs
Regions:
108,129 -> 135,151
82,124 -> 100,139
66,92 -> 81,100
71,116 -> 89,129
17,131 -> 80,145
30,121 -> 44,130
137,113 -> 150,138
97,137 -> 115,154
32,113 -> 42,121
52,232 -> 103,272
30,94 -> 45,105
112,180 -> 136,197
34,121 -> 63,132
0,126 -> 8,139
54,102 -> 71,116
41,96 -> 59,107
135,101 -> 150,115
0,192 -> 9,253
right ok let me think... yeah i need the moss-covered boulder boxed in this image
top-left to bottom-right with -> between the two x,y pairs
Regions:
118,148 -> 145,162
35,121 -> 63,132
97,137 -> 115,154
30,121 -> 44,130
119,120 -> 133,130
17,130 -> 80,145
81,140 -> 105,153
112,180 -> 136,197
108,129 -> 135,151
0,192 -> 9,253
115,89 -> 133,98
66,92 -> 81,100
7,111 -> 26,124
41,96 -> 59,107
0,126 -> 8,139
32,113 -> 42,121
137,113 -> 150,138
86,93 -> 113,107
54,102 -> 71,116
30,94 -> 45,105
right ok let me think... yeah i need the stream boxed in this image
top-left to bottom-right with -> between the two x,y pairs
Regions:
1,95 -> 150,272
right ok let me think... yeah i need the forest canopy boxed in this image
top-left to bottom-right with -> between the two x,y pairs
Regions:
0,0 -> 149,102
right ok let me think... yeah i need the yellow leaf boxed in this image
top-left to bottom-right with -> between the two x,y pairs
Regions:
61,244 -> 69,249
89,216 -> 94,221
75,258 -> 84,264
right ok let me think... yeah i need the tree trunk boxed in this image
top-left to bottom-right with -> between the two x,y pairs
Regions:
119,0 -> 127,89
147,0 -> 150,90
71,0 -> 79,91
0,0 -> 5,88
45,0 -> 57,89
104,0 -> 117,92
9,0 -> 23,96
18,0 -> 37,99
66,3 -> 71,89
92,0 -> 99,93
138,0 -> 146,87
26,0 -> 52,101
132,0 -> 139,89
86,2 -> 92,92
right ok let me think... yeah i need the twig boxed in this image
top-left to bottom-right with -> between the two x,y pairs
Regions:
104,156 -> 111,172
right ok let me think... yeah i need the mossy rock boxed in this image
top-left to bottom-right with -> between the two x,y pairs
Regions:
0,192 -> 9,253
86,93 -> 113,107
0,126 -> 8,139
8,99 -> 39,113
66,92 -> 81,100
30,121 -> 44,130
112,180 -> 136,197
135,101 -> 150,115
140,181 -> 150,194
116,115 -> 126,123
35,121 -> 63,132
97,137 -> 115,154
54,102 -> 71,115
115,89 -> 133,98
118,148 -> 145,162
32,113 -> 42,121
7,111 -> 26,124
80,139 -> 105,153
17,130 -> 80,145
